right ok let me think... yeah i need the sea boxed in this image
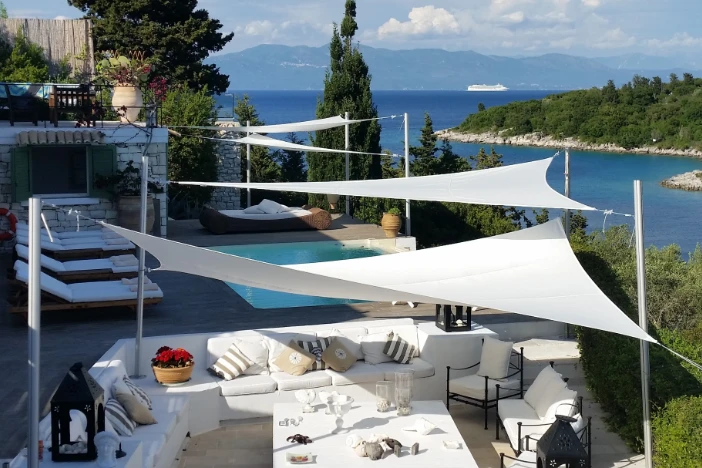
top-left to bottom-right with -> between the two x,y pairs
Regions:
216,90 -> 702,255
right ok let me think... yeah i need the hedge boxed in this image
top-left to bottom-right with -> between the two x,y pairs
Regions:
653,395 -> 702,468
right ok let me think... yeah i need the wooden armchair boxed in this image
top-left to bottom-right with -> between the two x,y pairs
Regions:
49,85 -> 97,127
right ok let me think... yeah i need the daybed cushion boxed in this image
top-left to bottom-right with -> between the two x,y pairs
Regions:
218,375 -> 277,397
361,332 -> 394,365
477,336 -> 514,380
449,374 -> 520,400
259,199 -> 289,214
243,206 -> 265,214
375,358 -> 436,380
271,371 -> 332,391
498,399 -> 548,450
325,363 -> 385,386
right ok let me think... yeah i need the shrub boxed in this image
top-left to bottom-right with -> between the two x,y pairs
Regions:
653,395 -> 702,467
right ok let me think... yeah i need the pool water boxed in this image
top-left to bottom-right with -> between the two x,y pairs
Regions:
210,241 -> 387,308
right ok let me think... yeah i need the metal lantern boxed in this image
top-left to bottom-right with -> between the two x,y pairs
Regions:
51,362 -> 105,462
536,415 -> 588,468
435,304 -> 472,332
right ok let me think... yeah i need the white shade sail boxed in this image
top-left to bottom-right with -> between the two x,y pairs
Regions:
212,133 -> 393,156
103,220 -> 654,343
169,115 -> 379,133
175,156 -> 594,211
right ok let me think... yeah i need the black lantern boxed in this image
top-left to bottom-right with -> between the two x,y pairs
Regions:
51,362 -> 105,462
536,415 -> 589,468
435,304 -> 472,332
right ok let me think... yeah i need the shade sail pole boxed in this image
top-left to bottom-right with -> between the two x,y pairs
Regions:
28,197 -> 41,468
246,120 -> 251,208
564,147 -> 571,239
404,113 -> 411,236
634,180 -> 653,468
345,111 -> 350,216
132,155 -> 148,379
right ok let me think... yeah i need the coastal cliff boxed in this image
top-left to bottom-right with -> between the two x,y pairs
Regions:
661,171 -> 702,191
435,129 -> 702,158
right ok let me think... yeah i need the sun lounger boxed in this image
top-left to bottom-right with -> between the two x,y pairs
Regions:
8,260 -> 163,316
14,244 -> 139,282
15,232 -> 136,260
199,206 -> 332,234
16,223 -> 124,240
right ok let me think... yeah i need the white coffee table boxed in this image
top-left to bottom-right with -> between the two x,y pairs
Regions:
273,400 -> 479,467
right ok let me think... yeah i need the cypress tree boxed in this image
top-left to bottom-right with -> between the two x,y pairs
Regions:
308,0 -> 381,212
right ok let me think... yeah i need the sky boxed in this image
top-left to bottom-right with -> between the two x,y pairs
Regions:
4,0 -> 702,61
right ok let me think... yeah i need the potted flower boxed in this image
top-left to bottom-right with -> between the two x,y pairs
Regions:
95,53 -> 152,123
94,160 -> 165,233
381,208 -> 403,238
151,346 -> 194,385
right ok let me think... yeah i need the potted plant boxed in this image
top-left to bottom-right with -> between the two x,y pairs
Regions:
151,346 -> 194,385
326,194 -> 340,211
381,208 -> 403,238
95,53 -> 152,123
95,161 -> 164,232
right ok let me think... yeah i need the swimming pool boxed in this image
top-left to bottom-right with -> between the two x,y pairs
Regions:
210,241 -> 390,308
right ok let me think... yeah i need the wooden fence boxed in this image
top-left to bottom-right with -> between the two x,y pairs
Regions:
0,18 -> 95,78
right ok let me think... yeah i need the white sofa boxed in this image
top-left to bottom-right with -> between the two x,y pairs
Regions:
17,318 -> 496,468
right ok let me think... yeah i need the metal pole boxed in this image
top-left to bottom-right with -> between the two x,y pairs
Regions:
345,111 -> 350,216
246,120 -> 251,208
28,197 -> 41,468
132,155 -> 148,379
564,148 -> 571,239
404,113 -> 411,236
634,180 -> 653,468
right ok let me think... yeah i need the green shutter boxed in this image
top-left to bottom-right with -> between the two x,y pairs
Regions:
11,146 -> 31,202
89,145 -> 117,198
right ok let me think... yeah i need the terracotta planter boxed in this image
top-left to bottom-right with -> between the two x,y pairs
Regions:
152,364 -> 194,385
112,86 -> 143,123
326,194 -> 340,211
381,213 -> 402,238
117,195 -> 155,233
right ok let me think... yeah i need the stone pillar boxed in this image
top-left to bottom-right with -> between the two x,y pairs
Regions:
209,122 -> 242,210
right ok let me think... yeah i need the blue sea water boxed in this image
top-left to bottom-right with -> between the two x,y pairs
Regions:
216,90 -> 702,255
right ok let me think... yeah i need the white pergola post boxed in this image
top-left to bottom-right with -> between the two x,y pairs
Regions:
28,197 -> 42,468
404,112 -> 411,236
246,120 -> 251,207
634,180 -> 653,468
345,111 -> 350,216
132,154 -> 149,379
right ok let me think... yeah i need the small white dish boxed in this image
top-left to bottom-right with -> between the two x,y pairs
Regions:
286,452 -> 316,464
443,440 -> 462,450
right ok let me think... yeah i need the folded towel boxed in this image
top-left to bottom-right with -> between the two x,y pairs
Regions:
105,238 -> 130,245
113,259 -> 139,267
121,277 -> 151,285
129,283 -> 159,292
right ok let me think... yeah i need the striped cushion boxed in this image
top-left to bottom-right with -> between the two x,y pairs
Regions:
105,398 -> 136,436
122,376 -> 152,409
210,344 -> 253,380
298,338 -> 331,370
383,332 -> 416,364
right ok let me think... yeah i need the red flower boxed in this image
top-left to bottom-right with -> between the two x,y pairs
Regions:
156,346 -> 171,355
152,345 -> 193,368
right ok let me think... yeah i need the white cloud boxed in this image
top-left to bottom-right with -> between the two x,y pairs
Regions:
581,0 -> 601,7
500,11 -> 526,24
377,6 -> 461,39
55,15 -> 70,20
490,0 -> 533,14
646,32 -> 702,49
591,27 -> 636,48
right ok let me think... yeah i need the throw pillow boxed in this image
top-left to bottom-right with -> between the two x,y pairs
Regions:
543,388 -> 578,421
524,366 -> 564,410
361,332 -> 395,365
243,206 -> 264,214
272,340 -> 316,376
209,344 -> 253,381
321,339 -> 357,372
232,337 -> 269,375
328,328 -> 364,360
105,398 -> 136,436
476,336 -> 514,380
383,332 -> 416,364
533,377 -> 569,420
297,337 -> 332,370
118,375 -> 152,410
114,388 -> 157,425
258,199 -> 284,214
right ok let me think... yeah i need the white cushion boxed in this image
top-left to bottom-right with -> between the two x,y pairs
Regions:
325,363 -> 385,386
258,199 -> 286,214
498,399 -> 549,451
324,328 -> 365,360
532,375 -> 568,420
361,332 -> 394,364
477,336 -> 514,380
449,374 -> 520,400
571,414 -> 587,436
243,206 -> 264,214
543,387 -> 578,421
218,375 -> 277,397
375,358 -> 436,380
270,371 -> 332,391
233,337 -> 269,375
263,332 -> 317,372
524,366 -> 564,410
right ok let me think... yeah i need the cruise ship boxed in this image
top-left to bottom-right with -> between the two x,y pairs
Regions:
467,83 -> 509,91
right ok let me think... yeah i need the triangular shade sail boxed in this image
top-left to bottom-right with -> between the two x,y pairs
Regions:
220,133 -> 391,156
103,220 -> 654,342
176,157 -> 594,211
169,115 -> 373,133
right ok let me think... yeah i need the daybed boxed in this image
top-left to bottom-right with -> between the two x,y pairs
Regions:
14,244 -> 138,282
199,199 -> 332,234
7,260 -> 162,315
15,233 -> 136,260
15,319 -> 496,468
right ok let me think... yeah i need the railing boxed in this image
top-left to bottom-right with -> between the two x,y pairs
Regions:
0,82 -> 164,127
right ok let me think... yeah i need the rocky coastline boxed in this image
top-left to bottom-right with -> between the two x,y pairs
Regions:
661,171 -> 702,191
435,129 -> 702,159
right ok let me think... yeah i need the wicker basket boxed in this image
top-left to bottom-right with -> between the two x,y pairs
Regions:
152,364 -> 194,384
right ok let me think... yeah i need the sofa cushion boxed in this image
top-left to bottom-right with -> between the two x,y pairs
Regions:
97,362 -> 129,401
375,358 -> 436,380
320,328 -> 366,360
133,407 -> 176,438
133,434 -> 166,468
273,341 -> 316,376
477,336 -> 514,380
498,399 -> 548,451
383,332 -> 416,364
361,332 -> 394,365
120,375 -> 152,409
115,388 -> 157,425
321,339 -> 356,372
210,344 -> 253,380
298,337 -> 332,370
233,337 -> 269,375
532,375 -> 568,420
368,325 -> 419,357
449,374 -> 520,400
524,366 -> 564,411
271,371 -> 332,391
218,375 -> 277,397
325,362 -> 385,386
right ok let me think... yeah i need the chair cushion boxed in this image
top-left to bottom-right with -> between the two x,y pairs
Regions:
510,451 -> 537,467
524,366 -> 564,411
383,332 -> 416,364
210,344 -> 253,381
271,371 -> 332,391
298,337 -> 332,370
321,339 -> 356,372
498,399 -> 549,451
543,387 -> 578,421
449,374 -> 520,400
361,331 -> 394,365
218,375 -> 277,397
273,341 -> 316,376
325,362 -> 385,386
477,336 -> 514,380
375,358 -> 436,380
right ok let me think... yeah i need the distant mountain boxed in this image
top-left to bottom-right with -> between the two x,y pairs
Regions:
592,53 -> 685,71
209,44 -> 701,91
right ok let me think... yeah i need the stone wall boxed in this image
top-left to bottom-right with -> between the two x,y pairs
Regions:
209,122 -> 242,210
